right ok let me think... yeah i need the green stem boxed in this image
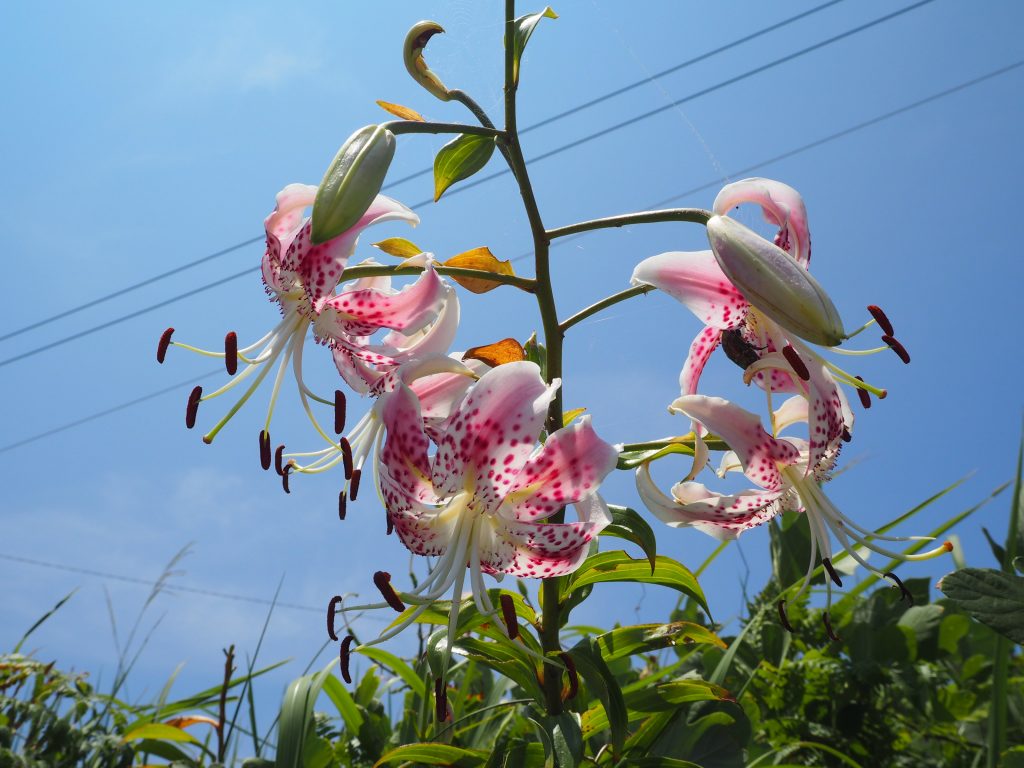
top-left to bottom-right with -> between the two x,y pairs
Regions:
504,0 -> 564,717
381,120 -> 504,138
619,435 -> 728,453
341,263 -> 536,293
559,284 -> 654,332
449,88 -> 516,167
546,208 -> 712,240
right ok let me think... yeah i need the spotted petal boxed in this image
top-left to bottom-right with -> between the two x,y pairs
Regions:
712,177 -> 811,266
379,379 -> 437,507
315,264 -> 447,341
262,183 -> 318,292
476,494 -> 610,577
431,362 -> 558,512
502,416 -> 619,522
631,250 -> 748,330
669,395 -> 800,492
636,465 -> 781,541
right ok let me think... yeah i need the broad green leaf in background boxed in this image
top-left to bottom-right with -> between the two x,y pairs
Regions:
374,742 -> 489,767
939,567 -> 1024,644
602,505 -> 658,571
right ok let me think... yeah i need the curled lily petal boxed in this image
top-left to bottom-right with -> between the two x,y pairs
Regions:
631,250 -> 748,330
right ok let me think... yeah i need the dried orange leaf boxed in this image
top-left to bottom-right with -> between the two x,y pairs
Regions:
164,715 -> 221,730
373,237 -> 424,258
376,100 -> 425,122
443,247 -> 515,294
463,338 -> 526,367
562,407 -> 587,427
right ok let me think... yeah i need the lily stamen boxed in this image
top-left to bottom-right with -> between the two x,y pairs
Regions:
185,386 -> 202,429
338,491 -> 347,520
157,327 -> 174,363
373,571 -> 407,612
881,334 -> 911,364
867,304 -> 895,336
224,332 -> 239,375
823,611 -> 841,642
821,557 -> 843,588
499,594 -> 519,640
339,635 -> 354,683
258,430 -> 272,470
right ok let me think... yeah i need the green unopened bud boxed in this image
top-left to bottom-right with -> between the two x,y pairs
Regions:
311,125 -> 395,245
404,21 -> 452,102
706,215 -> 846,347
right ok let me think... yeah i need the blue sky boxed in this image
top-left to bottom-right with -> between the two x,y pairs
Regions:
2,0 -> 1022,735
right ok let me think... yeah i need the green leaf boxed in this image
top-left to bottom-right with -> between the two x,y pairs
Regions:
356,646 -> 427,698
133,738 -> 199,763
274,659 -> 336,768
374,743 -> 489,767
594,622 -> 724,662
563,551 -> 709,616
373,236 -> 424,258
509,7 -> 558,84
939,567 -> 1024,644
549,713 -> 583,768
567,639 -> 628,757
321,674 -> 364,734
602,505 -> 657,572
622,759 -> 702,768
122,723 -> 199,744
616,442 -> 696,470
434,134 -> 495,201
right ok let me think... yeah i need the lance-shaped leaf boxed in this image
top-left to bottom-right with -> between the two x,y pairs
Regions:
376,100 -> 425,121
374,743 -> 489,767
938,567 -> 1024,644
562,551 -> 709,615
601,505 -> 657,572
373,237 -> 424,258
510,7 -> 558,84
443,246 -> 516,293
567,638 -> 628,757
434,134 -> 496,201
463,337 -> 526,367
593,621 -> 725,662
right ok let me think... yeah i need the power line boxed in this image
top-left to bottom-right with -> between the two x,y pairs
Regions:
3,59 -> 1018,455
2,2 -> 848,347
0,1 -> 935,371
406,0 -> 938,209
0,267 -> 258,370
0,551 -> 322,613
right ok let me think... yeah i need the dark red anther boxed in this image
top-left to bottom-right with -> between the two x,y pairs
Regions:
385,512 -> 394,535
339,438 -> 353,480
350,468 -> 361,501
823,611 -> 841,643
559,652 -> 579,701
338,491 -> 347,520
157,327 -> 174,363
499,594 -> 519,640
854,376 -> 871,409
885,571 -> 914,605
841,427 -> 852,443
881,334 -> 911,364
185,386 -> 202,429
373,571 -> 406,613
867,305 -> 895,336
224,332 -> 238,375
334,390 -> 346,434
281,464 -> 292,494
326,595 -> 343,642
782,344 -> 810,381
259,430 -> 271,471
434,677 -> 449,721
822,557 -> 843,588
339,635 -> 354,684
274,445 -> 285,476
777,600 -> 794,632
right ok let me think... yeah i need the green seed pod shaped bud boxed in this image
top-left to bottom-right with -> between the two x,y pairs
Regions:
404,21 -> 452,102
311,125 -> 396,245
706,214 -> 847,347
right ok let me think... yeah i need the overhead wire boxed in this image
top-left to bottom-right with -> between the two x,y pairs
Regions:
2,58 -> 1019,455
1,0 -> 854,347
0,0 -> 936,371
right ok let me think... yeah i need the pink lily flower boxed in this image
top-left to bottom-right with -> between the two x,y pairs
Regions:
637,394 -> 951,636
158,183 -> 441,451
631,178 -> 907,476
337,361 -> 618,653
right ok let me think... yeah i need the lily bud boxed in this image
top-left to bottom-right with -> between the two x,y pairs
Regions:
311,125 -> 396,245
403,21 -> 452,102
706,215 -> 846,347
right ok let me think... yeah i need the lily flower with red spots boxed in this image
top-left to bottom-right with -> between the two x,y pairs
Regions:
631,178 -> 907,476
637,394 -> 951,636
157,183 -> 424,448
336,361 -> 617,658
